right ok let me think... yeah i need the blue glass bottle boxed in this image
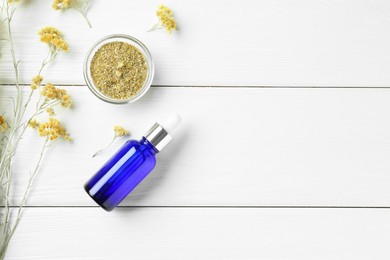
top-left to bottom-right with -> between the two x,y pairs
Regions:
84,114 -> 181,211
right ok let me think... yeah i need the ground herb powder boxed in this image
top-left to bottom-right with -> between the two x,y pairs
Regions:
90,41 -> 148,100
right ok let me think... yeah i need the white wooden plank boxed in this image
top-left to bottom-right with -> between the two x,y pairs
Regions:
5,208 -> 390,259
0,0 -> 390,86
2,86 -> 390,207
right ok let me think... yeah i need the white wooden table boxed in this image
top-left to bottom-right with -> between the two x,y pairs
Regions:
2,0 -> 390,259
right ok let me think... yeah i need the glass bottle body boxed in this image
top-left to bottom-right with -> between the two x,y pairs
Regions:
84,137 -> 157,211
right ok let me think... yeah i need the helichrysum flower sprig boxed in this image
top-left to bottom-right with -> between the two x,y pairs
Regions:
27,28 -> 71,146
93,125 -> 130,158
52,0 -> 92,28
29,118 -> 71,142
32,26 -> 68,91
149,5 -> 177,33
30,27 -> 68,92
114,126 -> 130,137
0,2 -> 74,258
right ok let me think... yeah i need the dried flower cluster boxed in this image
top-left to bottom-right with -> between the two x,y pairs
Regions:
30,75 -> 43,90
149,5 -> 177,33
39,26 -> 69,52
52,0 -> 71,9
157,5 -> 177,33
46,107 -> 55,116
114,126 -> 130,137
41,83 -> 72,108
27,118 -> 40,129
29,118 -> 71,141
52,0 -> 91,28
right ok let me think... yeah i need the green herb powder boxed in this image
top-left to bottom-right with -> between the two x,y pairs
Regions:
90,41 -> 148,100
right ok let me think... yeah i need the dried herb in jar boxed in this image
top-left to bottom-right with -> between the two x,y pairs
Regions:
90,41 -> 148,100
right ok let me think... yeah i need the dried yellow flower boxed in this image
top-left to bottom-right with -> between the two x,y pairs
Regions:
114,126 -> 130,137
37,118 -> 71,141
41,83 -> 73,108
38,26 -> 69,52
32,75 -> 44,85
28,119 -> 40,129
41,83 -> 57,99
46,108 -> 56,116
51,38 -> 69,52
0,115 -> 8,132
60,94 -> 72,108
31,75 -> 44,90
52,0 -> 72,10
152,5 -> 177,33
39,27 -> 62,40
64,134 -> 72,142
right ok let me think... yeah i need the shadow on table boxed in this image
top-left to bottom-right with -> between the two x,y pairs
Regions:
114,127 -> 190,214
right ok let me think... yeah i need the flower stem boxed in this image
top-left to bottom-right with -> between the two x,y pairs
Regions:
92,134 -> 117,158
0,2 -> 21,254
0,2 -> 20,176
77,9 -> 91,28
0,138 -> 49,259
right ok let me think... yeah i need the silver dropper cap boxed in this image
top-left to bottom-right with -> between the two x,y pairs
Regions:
144,114 -> 182,152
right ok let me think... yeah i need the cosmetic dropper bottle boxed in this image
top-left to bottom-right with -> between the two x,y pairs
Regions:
84,114 -> 182,211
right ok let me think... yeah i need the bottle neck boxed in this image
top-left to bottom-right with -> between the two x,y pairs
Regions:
143,123 -> 173,152
140,137 -> 158,155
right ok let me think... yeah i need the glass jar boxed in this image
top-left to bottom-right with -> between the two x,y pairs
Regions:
83,34 -> 154,104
